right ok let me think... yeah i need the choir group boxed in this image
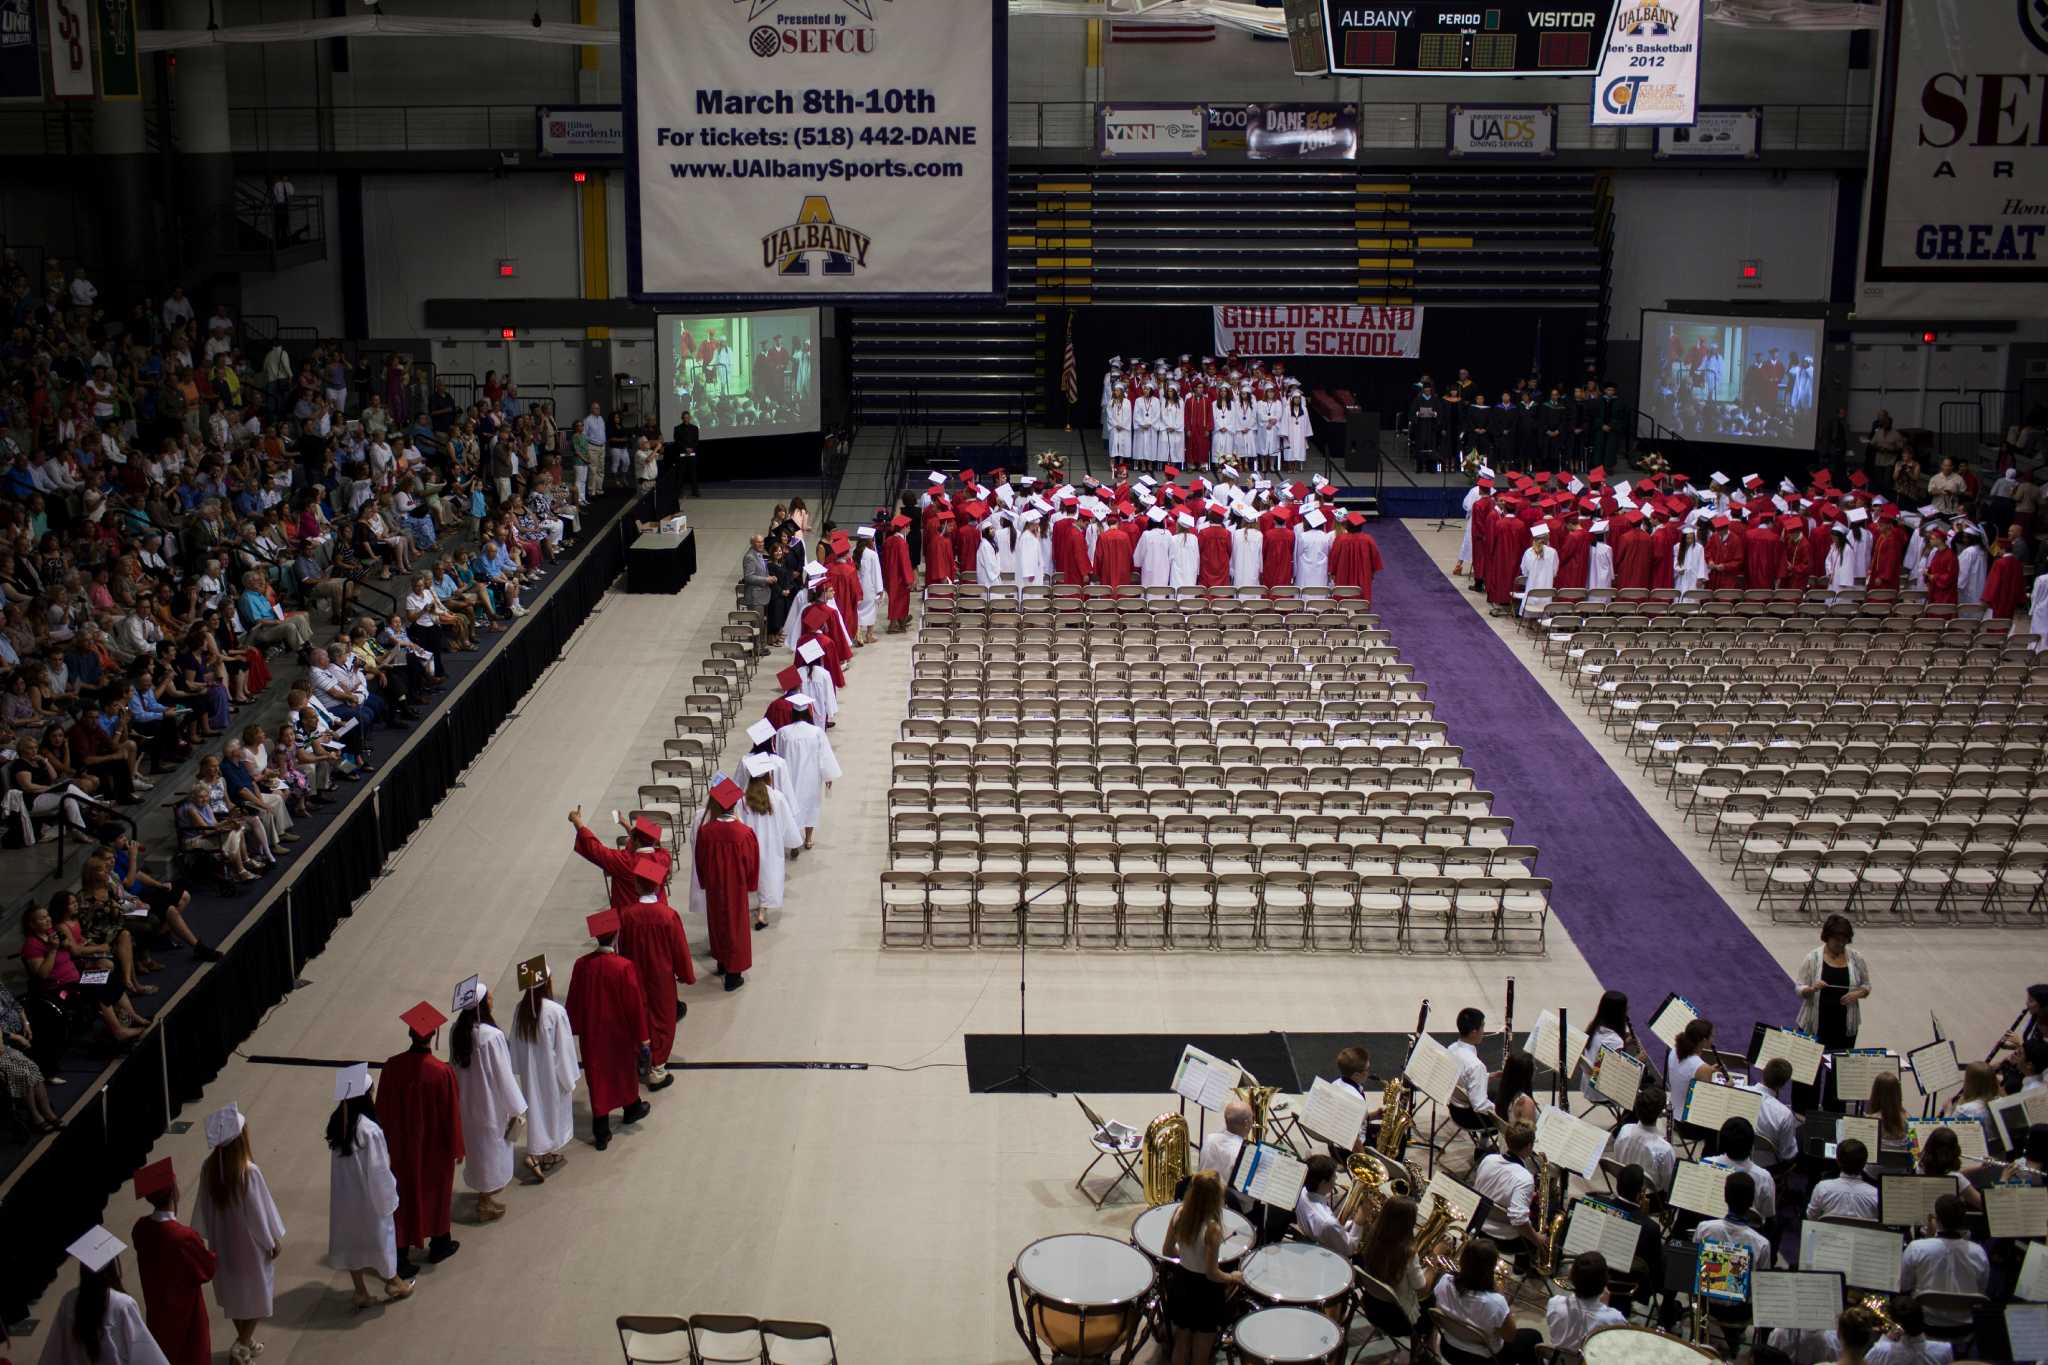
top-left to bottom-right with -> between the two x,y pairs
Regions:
1100,355 -> 1316,474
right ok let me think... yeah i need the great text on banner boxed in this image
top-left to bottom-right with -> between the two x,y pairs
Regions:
1591,0 -> 1701,127
1213,304 -> 1425,359
1856,0 -> 2048,320
0,0 -> 42,101
44,0 -> 89,98
1446,104 -> 1557,157
93,0 -> 135,99
1097,103 -> 1207,159
622,0 -> 1005,305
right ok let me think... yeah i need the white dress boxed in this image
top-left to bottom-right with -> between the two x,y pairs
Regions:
774,720 -> 842,829
1161,399 -> 1185,463
974,537 -> 1004,588
739,786 -> 805,908
1518,546 -> 1558,614
856,550 -> 882,628
327,1116 -> 401,1278
1254,399 -> 1282,457
1675,541 -> 1708,593
798,660 -> 839,724
1588,542 -> 1614,589
1294,529 -> 1333,587
2030,574 -> 2048,652
1168,532 -> 1200,588
1107,399 -> 1133,461
37,1289 -> 169,1365
1957,545 -> 1987,604
1133,395 -> 1162,463
1134,528 -> 1173,587
455,1023 -> 529,1193
193,1165 -> 287,1319
1212,403 -> 1237,461
1283,404 -> 1311,464
1232,526 -> 1264,588
508,998 -> 581,1159
1016,531 -> 1046,586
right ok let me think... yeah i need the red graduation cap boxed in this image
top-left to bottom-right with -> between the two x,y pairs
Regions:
959,467 -> 978,482
776,665 -> 802,691
709,776 -> 746,811
1879,503 -> 1900,520
1476,477 -> 1493,489
1848,470 -> 1869,488
890,514 -> 911,531
401,1000 -> 448,1036
586,909 -> 621,938
1587,465 -> 1607,484
1712,514 -> 1732,529
1778,514 -> 1804,532
133,1158 -> 176,1200
829,531 -> 851,553
1812,469 -> 1835,487
631,816 -> 662,845
631,851 -> 668,883
1345,511 -> 1367,528
1163,465 -> 1181,480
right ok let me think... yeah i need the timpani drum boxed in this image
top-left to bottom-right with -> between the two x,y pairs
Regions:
1581,1324 -> 1723,1365
1239,1243 -> 1353,1317
1008,1233 -> 1156,1363
1231,1306 -> 1345,1364
1130,1204 -> 1257,1268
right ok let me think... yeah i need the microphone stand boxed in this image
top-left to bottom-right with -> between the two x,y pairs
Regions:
984,875 -> 1072,1096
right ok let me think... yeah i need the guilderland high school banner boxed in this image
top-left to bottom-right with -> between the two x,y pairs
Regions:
1214,305 -> 1425,359
622,0 -> 1005,304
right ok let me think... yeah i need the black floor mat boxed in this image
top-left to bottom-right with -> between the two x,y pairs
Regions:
964,1032 -> 1301,1095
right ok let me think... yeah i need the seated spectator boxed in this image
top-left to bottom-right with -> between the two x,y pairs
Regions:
194,751 -> 275,866
222,737 -> 297,851
19,899 -> 146,1043
236,570 -> 313,654
0,980 -> 65,1132
102,832 -> 217,960
175,780 -> 259,882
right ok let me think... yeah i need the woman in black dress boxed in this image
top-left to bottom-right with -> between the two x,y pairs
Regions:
1159,1169 -> 1242,1365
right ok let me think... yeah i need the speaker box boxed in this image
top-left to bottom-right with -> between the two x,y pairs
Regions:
1344,407 -> 1379,473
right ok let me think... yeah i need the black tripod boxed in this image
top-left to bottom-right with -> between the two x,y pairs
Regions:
982,876 -> 1072,1096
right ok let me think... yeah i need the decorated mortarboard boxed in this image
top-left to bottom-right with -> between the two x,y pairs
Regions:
204,1103 -> 245,1150
747,718 -> 777,747
775,665 -> 802,691
452,974 -> 487,1013
586,908 -> 621,939
516,954 -> 550,991
708,773 -> 746,811
797,637 -> 826,664
742,752 -> 778,779
132,1158 -> 176,1200
66,1226 -> 126,1274
401,1000 -> 448,1036
333,1062 -> 373,1102
1743,474 -> 1763,490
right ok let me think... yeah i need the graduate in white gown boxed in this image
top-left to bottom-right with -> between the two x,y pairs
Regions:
1134,510 -> 1173,587
1106,386 -> 1133,465
1956,530 -> 1988,604
1456,478 -> 1486,569
449,976 -> 528,1223
1824,527 -> 1859,601
192,1104 -> 286,1362
743,718 -> 790,793
1168,514 -> 1201,588
738,758 -> 804,925
779,580 -> 810,650
1161,386 -> 1185,464
2031,572 -> 2048,651
1254,393 -> 1282,469
1587,523 -> 1615,589
1674,526 -> 1709,594
1293,508 -> 1334,587
324,1064 -> 413,1307
508,955 -> 579,1175
772,698 -> 842,847
1283,394 -> 1312,466
1517,525 -> 1558,615
1231,513 -> 1264,588
39,1229 -> 170,1365
1133,387 -> 1162,464
795,637 -> 839,725
1212,392 -> 1238,465
974,522 -> 1006,588
1016,516 -> 1047,590
854,529 -> 883,646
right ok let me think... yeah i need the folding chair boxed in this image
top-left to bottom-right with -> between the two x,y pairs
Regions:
761,1319 -> 840,1365
616,1315 -> 692,1365
689,1314 -> 765,1365
880,871 -> 928,947
1072,1096 -> 1144,1209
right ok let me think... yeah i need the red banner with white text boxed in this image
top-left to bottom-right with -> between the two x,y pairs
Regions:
1212,304 -> 1424,359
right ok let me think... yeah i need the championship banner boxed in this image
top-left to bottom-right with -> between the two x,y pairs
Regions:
622,0 -> 1005,304
1206,103 -> 1252,151
93,0 -> 135,99
1654,106 -> 1761,160
1591,0 -> 1701,127
0,0 -> 42,101
45,0 -> 90,98
1857,0 -> 2048,320
537,105 -> 622,159
1245,103 -> 1358,161
1213,304 -> 1425,359
1097,103 -> 1206,159
1447,105 -> 1556,158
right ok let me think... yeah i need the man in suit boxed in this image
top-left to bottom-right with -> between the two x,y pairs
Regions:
740,535 -> 774,612
664,408 -> 702,509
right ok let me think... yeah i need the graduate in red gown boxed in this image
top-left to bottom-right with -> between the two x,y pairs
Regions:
1706,520 -> 1747,589
923,507 -> 957,585
1329,513 -> 1386,601
1867,514 -> 1909,590
1744,517 -> 1785,591
953,506 -> 984,576
1984,532 -> 2025,617
1468,486 -> 1496,593
1922,528 -> 1959,603
1780,519 -> 1817,589
696,776 -> 762,992
571,809 -> 692,1086
798,581 -> 852,669
566,910 -> 652,1151
1554,519 -> 1591,589
377,1001 -> 464,1274
1051,510 -> 1091,584
1183,386 -> 1214,466
1613,514 -> 1654,590
1486,506 -> 1532,607
130,1158 -> 215,1365
1649,510 -> 1681,590
882,515 -> 915,631
1092,517 -> 1135,586
1196,513 -> 1234,587
823,535 -> 862,649
765,664 -> 802,729
1260,509 -> 1296,588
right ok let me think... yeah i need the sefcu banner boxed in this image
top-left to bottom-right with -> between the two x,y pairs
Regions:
623,0 -> 1005,305
1245,103 -> 1358,161
1213,304 -> 1425,359
1098,103 -> 1207,158
1857,0 -> 2048,320
1446,105 -> 1556,157
1592,0 -> 1701,127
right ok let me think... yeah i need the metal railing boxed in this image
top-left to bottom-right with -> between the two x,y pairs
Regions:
225,104 -> 542,155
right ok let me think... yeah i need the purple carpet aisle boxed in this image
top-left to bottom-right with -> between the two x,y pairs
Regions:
1368,520 -> 1795,1048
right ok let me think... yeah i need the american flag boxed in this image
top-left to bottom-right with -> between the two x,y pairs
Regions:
1108,20 -> 1217,42
1060,314 -> 1080,406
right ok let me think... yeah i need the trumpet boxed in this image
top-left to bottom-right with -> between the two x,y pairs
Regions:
1142,1112 -> 1189,1207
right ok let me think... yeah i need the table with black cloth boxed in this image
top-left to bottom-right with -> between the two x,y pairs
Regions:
625,529 -> 697,594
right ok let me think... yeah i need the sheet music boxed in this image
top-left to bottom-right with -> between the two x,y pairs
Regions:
1561,1198 -> 1641,1273
1524,1010 -> 1590,1081
1907,1038 -> 1963,1097
1593,1049 -> 1644,1109
1420,1171 -> 1485,1231
1831,1050 -> 1901,1106
1173,1044 -> 1241,1112
1536,1105 -> 1611,1181
1985,1185 -> 2048,1240
2017,1241 -> 2048,1303
1990,1091 -> 2048,1151
1231,1141 -> 1308,1211
1404,1032 -> 1463,1107
1750,1270 -> 1846,1332
1798,1220 -> 1904,1291
1908,1118 -> 1988,1164
1669,1160 -> 1732,1217
2007,1304 -> 2048,1364
1755,1027 -> 1826,1088
1301,1077 -> 1369,1147
1836,1115 -> 1882,1155
1685,1077 -> 1763,1130
1648,993 -> 1699,1055
1879,1174 -> 1954,1231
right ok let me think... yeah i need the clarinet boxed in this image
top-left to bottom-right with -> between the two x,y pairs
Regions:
1503,977 -> 1516,1053
1990,1007 -> 2030,1094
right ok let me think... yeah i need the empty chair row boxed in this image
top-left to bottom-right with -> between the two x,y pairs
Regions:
890,837 -> 1538,885
891,762 -> 1484,802
884,780 -> 1490,821
1721,818 -> 2048,880
1751,845 -> 2047,928
890,807 -> 1515,848
890,738 -> 1465,770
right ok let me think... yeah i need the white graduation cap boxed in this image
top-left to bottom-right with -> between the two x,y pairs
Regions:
798,638 -> 825,664
1611,480 -> 1630,497
856,526 -> 875,539
1220,465 -> 1243,482
1900,511 -> 1922,528
742,752 -> 778,778
1477,465 -> 1495,480
994,484 -> 1015,507
1176,513 -> 1195,530
1616,494 -> 1639,510
66,1227 -> 126,1274
1108,355 -> 1124,366
1780,478 -> 1799,494
1022,511 -> 1044,526
1567,476 -> 1585,495
1146,507 -> 1167,524
333,1062 -> 373,1102
1591,520 -> 1609,534
926,471 -> 946,485
1304,509 -> 1327,529
452,974 -> 486,1013
804,563 -> 828,584
746,718 -> 776,746
1530,523 -> 1551,538
1830,522 -> 1850,536
787,693 -> 814,710
1710,471 -> 1730,486
1918,504 -> 1940,519
204,1102 -> 245,1150
1847,506 -> 1869,525
1772,495 -> 1789,513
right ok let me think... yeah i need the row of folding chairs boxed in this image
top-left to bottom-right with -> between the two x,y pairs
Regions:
890,738 -> 1467,771
889,807 -> 1514,848
1675,758 -> 2048,797
1634,724 -> 2048,774
885,781 -> 1489,822
1562,644 -> 2032,683
891,760 -> 1481,797
616,1312 -> 837,1365
1603,708 -> 2048,753
890,837 -> 1539,883
920,606 -> 1380,635
904,690 -> 1431,719
894,716 -> 1452,749
1723,816 -> 2047,879
1522,584 -> 1976,613
1693,788 -> 2048,840
911,656 -> 1402,685
1593,684 -> 2045,725
1752,844 -> 2048,927
1529,608 -> 2000,639
878,868 -> 1552,953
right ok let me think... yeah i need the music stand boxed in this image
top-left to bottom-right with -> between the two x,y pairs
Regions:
983,875 -> 1071,1096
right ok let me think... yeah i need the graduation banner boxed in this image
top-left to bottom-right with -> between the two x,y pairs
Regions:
0,0 -> 41,101
1213,304 -> 1425,359
94,0 -> 136,99
1857,0 -> 2048,320
1245,103 -> 1358,161
1591,0 -> 1702,127
45,0 -> 91,98
622,0 -> 1005,304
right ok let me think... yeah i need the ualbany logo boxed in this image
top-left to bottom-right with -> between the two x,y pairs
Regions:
1615,2 -> 1678,34
763,196 -> 873,276
1601,75 -> 1648,115
2022,0 -> 2048,57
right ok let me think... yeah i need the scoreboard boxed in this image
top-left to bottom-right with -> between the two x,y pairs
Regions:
1321,3 -> 1617,76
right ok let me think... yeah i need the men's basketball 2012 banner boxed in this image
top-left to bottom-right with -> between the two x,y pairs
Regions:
1213,305 -> 1425,359
622,0 -> 1005,304
1591,0 -> 1701,127
1857,0 -> 2048,320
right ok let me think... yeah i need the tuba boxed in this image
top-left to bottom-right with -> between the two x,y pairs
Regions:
1376,1076 -> 1412,1160
1336,1148 -> 1410,1231
1235,1083 -> 1282,1145
1143,1113 -> 1190,1207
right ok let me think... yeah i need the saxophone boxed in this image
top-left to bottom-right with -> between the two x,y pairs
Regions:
1376,1076 -> 1412,1160
1143,1112 -> 1190,1207
1528,1152 -> 1568,1279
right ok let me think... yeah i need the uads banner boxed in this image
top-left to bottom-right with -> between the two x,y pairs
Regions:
623,0 -> 1005,304
1213,305 -> 1425,359
1858,0 -> 2048,320
1591,0 -> 1701,127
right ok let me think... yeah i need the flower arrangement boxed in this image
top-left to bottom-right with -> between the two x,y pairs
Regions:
1037,448 -> 1066,480
1460,449 -> 1482,478
1636,450 -> 1670,477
